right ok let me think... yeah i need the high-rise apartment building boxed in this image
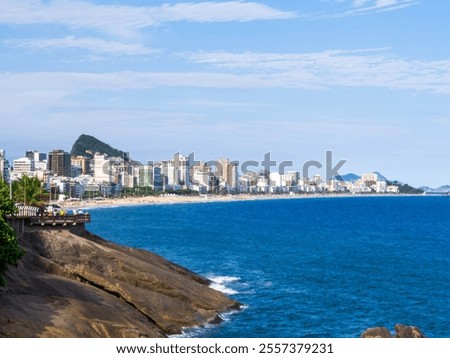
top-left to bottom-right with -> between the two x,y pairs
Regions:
48,150 -> 71,177
26,150 -> 47,162
94,153 -> 112,183
361,173 -> 378,187
71,156 -> 90,175
216,158 -> 238,188
12,157 -> 35,174
174,153 -> 190,186
0,149 -> 5,182
161,160 -> 175,186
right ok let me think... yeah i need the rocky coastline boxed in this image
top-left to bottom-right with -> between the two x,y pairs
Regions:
0,225 -> 240,338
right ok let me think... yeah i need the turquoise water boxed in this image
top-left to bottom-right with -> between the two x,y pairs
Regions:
87,196 -> 450,337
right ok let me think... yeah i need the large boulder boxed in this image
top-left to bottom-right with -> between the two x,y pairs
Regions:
360,327 -> 393,338
361,324 -> 425,338
394,324 -> 425,338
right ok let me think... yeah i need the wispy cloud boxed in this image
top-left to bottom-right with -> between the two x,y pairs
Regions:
6,36 -> 156,56
0,0 -> 296,37
347,0 -> 417,15
184,49 -> 450,93
1,45 -> 450,116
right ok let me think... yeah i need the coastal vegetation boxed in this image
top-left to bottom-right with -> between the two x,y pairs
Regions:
387,181 -> 424,194
0,181 -> 24,287
12,175 -> 48,206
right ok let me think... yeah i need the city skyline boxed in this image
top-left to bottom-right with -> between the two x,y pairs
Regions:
1,145 -> 406,197
1,1 -> 449,187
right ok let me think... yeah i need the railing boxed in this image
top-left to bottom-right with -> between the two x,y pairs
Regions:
7,205 -> 91,227
14,205 -> 40,218
28,214 -> 91,226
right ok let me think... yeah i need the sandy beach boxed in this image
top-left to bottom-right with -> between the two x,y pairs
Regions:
58,193 -> 410,210
59,193 -> 291,209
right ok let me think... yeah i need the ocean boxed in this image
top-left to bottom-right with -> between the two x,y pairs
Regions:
86,196 -> 450,338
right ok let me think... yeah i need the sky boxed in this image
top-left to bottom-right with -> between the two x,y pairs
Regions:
0,0 -> 449,187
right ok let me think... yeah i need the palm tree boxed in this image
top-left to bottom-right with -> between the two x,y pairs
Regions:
13,175 -> 48,206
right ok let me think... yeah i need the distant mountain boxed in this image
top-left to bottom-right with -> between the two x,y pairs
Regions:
420,185 -> 450,193
336,171 -> 423,194
335,172 -> 390,183
335,173 -> 360,182
437,185 -> 450,192
71,134 -> 129,160
373,171 -> 389,182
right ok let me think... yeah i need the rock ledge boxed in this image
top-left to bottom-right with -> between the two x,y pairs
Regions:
0,226 -> 240,338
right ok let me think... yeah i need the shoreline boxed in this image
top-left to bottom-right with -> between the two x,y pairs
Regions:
58,193 -> 427,210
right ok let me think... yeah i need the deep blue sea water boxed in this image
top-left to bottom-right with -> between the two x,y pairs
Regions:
86,196 -> 450,338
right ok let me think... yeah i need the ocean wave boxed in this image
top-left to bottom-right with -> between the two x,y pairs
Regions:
169,324 -> 214,338
208,275 -> 241,283
170,305 -> 248,338
219,304 -> 248,322
207,275 -> 241,295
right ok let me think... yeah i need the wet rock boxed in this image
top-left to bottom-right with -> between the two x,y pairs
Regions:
362,324 -> 425,338
361,327 -> 393,338
395,324 -> 425,338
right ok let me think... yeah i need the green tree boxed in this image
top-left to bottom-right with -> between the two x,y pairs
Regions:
13,175 -> 48,206
0,181 -> 24,286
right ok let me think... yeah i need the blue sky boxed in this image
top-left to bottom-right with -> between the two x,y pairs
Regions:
0,0 -> 449,186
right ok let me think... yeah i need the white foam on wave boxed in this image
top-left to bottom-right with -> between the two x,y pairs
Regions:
169,324 -> 213,338
218,304 -> 248,322
208,275 -> 241,283
207,275 -> 241,295
170,305 -> 248,338
210,283 -> 238,295
170,286 -> 247,338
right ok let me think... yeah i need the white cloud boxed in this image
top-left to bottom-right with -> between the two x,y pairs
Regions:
347,0 -> 416,15
1,48 -> 449,117
0,0 -> 296,37
184,49 -> 450,93
1,46 -> 450,113
7,36 -> 156,55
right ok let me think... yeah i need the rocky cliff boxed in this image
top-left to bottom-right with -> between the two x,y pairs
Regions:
0,226 -> 240,338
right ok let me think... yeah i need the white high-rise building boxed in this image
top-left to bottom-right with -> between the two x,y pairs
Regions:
376,181 -> 387,193
191,163 -> 210,189
34,160 -> 47,172
0,149 -> 5,182
161,160 -> 175,186
13,157 -> 35,175
94,153 -> 112,183
172,153 -> 190,187
270,172 -> 287,187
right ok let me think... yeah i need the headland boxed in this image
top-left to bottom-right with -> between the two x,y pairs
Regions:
0,224 -> 240,338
